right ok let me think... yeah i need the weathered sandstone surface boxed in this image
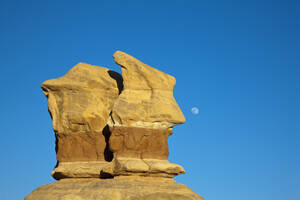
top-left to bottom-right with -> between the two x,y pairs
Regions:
25,51 -> 204,200
25,177 -> 204,200
104,126 -> 185,177
102,157 -> 185,178
41,62 -> 120,138
40,52 -> 186,179
41,63 -> 120,178
109,126 -> 172,160
109,51 -> 186,129
103,51 -> 186,177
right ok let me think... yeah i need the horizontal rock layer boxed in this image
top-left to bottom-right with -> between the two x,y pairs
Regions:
102,158 -> 185,178
55,132 -> 106,162
52,158 -> 185,179
51,161 -> 108,180
109,126 -> 172,160
25,177 -> 204,200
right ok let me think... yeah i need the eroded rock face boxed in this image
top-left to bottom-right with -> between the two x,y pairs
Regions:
40,52 -> 186,179
41,63 -> 121,178
102,158 -> 185,178
110,51 -> 186,129
103,51 -> 186,177
25,177 -> 204,200
109,126 -> 171,160
42,63 -> 120,136
27,51 -> 205,200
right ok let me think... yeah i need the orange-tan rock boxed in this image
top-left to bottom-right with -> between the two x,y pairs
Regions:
25,177 -> 204,200
108,126 -> 171,160
41,63 -> 121,178
104,51 -> 186,177
25,51 -> 204,200
102,157 -> 185,178
42,63 -> 120,135
109,51 -> 186,129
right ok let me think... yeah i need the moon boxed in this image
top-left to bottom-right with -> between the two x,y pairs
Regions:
191,107 -> 199,115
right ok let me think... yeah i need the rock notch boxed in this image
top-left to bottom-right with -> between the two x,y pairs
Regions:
25,51 -> 204,200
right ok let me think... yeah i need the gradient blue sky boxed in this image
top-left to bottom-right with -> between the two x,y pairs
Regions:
0,0 -> 299,199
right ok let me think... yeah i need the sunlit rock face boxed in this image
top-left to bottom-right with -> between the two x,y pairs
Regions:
26,51 -> 205,200
110,51 -> 186,129
41,63 -> 120,179
103,51 -> 186,177
42,63 -> 120,137
25,178 -> 204,200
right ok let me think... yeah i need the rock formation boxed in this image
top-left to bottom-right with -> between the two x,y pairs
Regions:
25,51 -> 204,200
25,177 -> 202,200
109,51 -> 185,129
103,51 -> 186,178
41,63 -> 121,179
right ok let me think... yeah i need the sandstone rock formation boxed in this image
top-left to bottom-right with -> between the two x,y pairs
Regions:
25,51 -> 204,200
110,51 -> 186,129
105,51 -> 186,177
41,63 -> 121,179
25,177 -> 204,200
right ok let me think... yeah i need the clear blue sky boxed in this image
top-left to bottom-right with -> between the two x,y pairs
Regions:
0,0 -> 299,199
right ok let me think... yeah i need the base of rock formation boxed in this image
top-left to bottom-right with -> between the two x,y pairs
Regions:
25,177 -> 204,200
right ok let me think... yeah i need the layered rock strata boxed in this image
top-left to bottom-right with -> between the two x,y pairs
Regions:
40,51 -> 186,179
41,63 -> 120,179
105,51 -> 186,177
25,51 -> 203,200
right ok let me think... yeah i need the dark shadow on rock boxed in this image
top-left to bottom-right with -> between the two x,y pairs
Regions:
108,70 -> 123,94
100,171 -> 114,179
102,125 -> 114,162
54,133 -> 59,168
